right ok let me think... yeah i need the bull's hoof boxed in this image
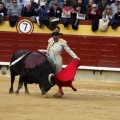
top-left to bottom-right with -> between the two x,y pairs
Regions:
42,94 -> 48,98
41,89 -> 47,96
53,93 -> 63,98
9,88 -> 14,94
25,91 -> 30,95
15,91 -> 19,95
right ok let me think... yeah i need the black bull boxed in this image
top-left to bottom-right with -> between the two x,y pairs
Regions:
9,50 -> 56,95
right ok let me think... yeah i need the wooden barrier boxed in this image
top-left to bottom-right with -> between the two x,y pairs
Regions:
0,17 -> 120,68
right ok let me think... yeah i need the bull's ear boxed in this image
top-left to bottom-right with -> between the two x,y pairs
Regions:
48,73 -> 54,86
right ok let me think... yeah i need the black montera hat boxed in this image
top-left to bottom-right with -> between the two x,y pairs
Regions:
51,32 -> 63,36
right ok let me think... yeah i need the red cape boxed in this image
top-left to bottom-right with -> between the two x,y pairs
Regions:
55,59 -> 81,91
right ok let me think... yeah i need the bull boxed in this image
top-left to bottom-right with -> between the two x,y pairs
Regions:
9,50 -> 56,96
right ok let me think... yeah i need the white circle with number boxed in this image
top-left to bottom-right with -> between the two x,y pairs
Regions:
19,22 -> 31,33
16,19 -> 34,34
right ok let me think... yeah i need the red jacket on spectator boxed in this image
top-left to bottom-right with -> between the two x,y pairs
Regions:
87,9 -> 102,20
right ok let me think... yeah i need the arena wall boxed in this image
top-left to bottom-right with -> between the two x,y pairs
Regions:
0,17 -> 120,82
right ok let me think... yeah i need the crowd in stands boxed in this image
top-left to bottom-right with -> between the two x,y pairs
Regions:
0,0 -> 120,31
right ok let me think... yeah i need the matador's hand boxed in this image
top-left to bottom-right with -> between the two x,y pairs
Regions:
38,49 -> 48,54
75,57 -> 80,60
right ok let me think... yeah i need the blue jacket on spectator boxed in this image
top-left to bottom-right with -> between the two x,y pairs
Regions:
37,7 -> 49,17
36,6 -> 50,28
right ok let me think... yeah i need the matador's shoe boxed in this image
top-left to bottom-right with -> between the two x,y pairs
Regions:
53,92 -> 64,98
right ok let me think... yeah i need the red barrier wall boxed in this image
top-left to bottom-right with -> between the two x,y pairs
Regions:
0,32 -> 120,68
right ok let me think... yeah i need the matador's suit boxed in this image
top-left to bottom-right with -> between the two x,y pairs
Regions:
47,37 -> 78,73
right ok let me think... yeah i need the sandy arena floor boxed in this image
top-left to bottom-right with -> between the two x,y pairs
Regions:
0,76 -> 120,120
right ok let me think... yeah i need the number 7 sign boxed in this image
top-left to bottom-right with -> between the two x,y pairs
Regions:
16,19 -> 34,34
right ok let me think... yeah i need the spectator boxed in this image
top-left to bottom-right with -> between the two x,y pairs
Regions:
108,0 -> 115,5
71,4 -> 83,30
86,0 -> 93,12
53,25 -> 60,32
36,4 -> 50,28
87,3 -> 102,31
38,0 -> 49,8
69,0 -> 77,6
48,2 -> 62,30
7,0 -> 21,16
47,0 -> 53,4
99,5 -> 114,31
30,0 -> 38,9
86,3 -> 102,20
110,5 -> 120,29
61,2 -> 74,27
74,0 -> 86,14
102,5 -> 114,20
83,0 -> 101,5
17,0 -> 25,9
62,0 -> 70,7
0,1 -> 7,23
83,0 -> 88,6
0,1 -> 7,16
76,0 -> 82,5
7,0 -> 21,27
21,1 -> 36,17
111,0 -> 120,15
2,0 -> 12,9
49,0 -> 63,9
97,0 -> 110,13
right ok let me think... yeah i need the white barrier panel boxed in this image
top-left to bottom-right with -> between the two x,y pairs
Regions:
63,65 -> 120,72
0,62 -> 120,82
0,62 -> 120,72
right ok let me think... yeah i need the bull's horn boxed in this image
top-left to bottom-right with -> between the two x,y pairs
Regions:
48,73 -> 54,86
